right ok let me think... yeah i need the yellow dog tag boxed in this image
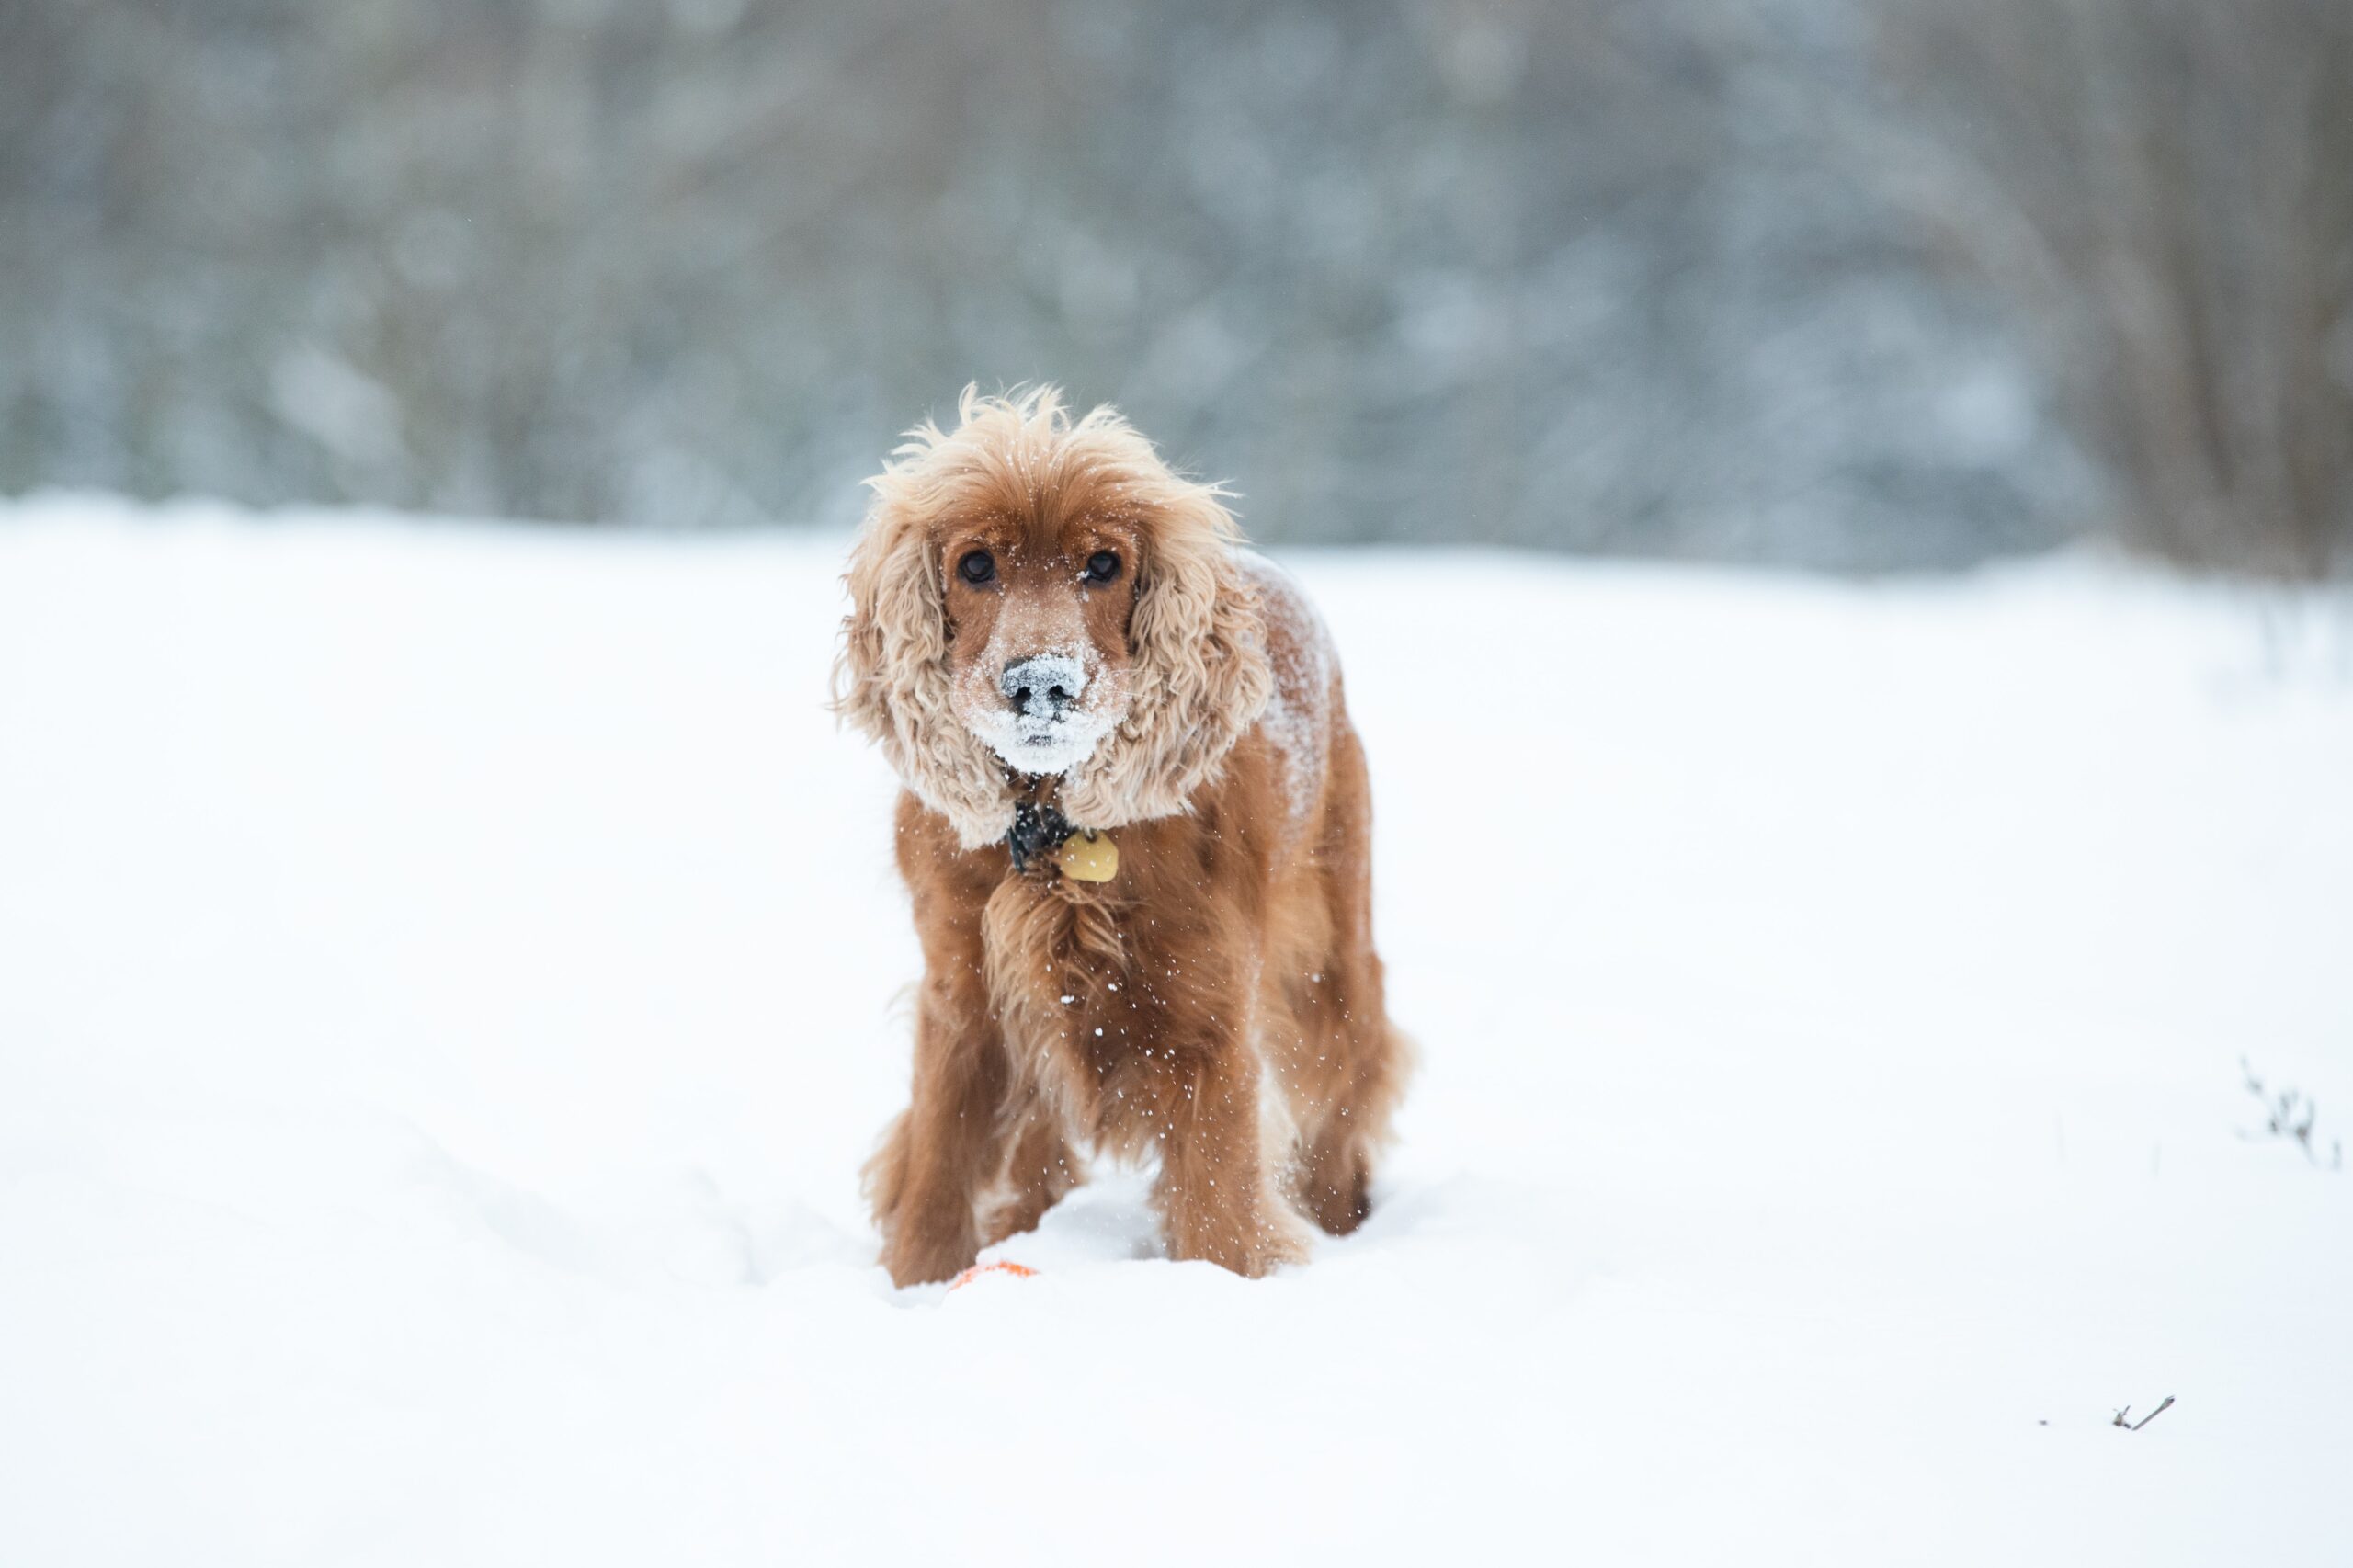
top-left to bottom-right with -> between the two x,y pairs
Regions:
1056,831 -> 1119,882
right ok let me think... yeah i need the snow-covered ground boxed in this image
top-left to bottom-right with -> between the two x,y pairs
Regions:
3,496 -> 2349,1565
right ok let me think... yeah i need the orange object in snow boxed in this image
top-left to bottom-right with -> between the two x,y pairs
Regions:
948,1261 -> 1039,1291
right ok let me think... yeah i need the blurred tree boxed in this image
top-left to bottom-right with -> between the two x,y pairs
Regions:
0,0 -> 2342,572
1881,0 -> 2353,575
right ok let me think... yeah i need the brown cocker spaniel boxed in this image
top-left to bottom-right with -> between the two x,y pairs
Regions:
835,388 -> 1408,1283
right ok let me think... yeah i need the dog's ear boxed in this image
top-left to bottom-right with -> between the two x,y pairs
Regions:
834,509 -> 936,743
833,505 -> 1013,847
1061,488 -> 1273,829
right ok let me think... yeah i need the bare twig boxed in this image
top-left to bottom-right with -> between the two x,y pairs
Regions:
2113,1396 -> 2177,1431
2240,1057 -> 2339,1169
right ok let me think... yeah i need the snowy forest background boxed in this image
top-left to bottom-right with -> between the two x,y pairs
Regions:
5,0 -> 2349,574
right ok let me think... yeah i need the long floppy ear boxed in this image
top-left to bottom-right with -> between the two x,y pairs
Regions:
832,507 -> 1014,848
1060,490 -> 1273,830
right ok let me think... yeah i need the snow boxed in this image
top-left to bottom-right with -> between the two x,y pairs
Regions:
4,494 -> 2350,1566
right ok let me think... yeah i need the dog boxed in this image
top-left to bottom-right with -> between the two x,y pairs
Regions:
835,387 -> 1408,1283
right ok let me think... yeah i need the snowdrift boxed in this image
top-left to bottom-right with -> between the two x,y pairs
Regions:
3,497 -> 2348,1564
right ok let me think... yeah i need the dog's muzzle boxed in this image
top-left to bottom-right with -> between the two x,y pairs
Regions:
1000,654 -> 1086,720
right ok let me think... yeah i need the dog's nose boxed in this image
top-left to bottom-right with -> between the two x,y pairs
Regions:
1001,653 -> 1086,718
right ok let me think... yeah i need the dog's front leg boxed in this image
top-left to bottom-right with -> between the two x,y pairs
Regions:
867,971 -> 1009,1287
1152,1020 -> 1312,1279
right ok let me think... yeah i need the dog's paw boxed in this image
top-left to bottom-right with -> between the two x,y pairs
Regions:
1165,1194 -> 1314,1278
1239,1203 -> 1316,1278
878,1222 -> 982,1288
1221,1226 -> 1312,1278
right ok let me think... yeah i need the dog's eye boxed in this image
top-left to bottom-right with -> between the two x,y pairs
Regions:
1083,550 -> 1121,585
957,550 -> 995,585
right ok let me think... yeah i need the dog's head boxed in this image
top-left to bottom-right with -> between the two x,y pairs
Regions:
835,387 -> 1272,848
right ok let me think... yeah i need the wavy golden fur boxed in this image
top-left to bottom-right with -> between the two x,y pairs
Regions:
835,387 -> 1407,1282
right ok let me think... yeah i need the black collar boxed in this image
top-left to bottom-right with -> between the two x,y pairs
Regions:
1006,799 -> 1074,872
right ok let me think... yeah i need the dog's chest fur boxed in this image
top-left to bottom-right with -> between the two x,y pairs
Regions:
983,870 -> 1143,1117
974,818 -> 1257,1156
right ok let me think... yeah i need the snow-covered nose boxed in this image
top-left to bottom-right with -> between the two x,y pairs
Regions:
1000,653 -> 1086,719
